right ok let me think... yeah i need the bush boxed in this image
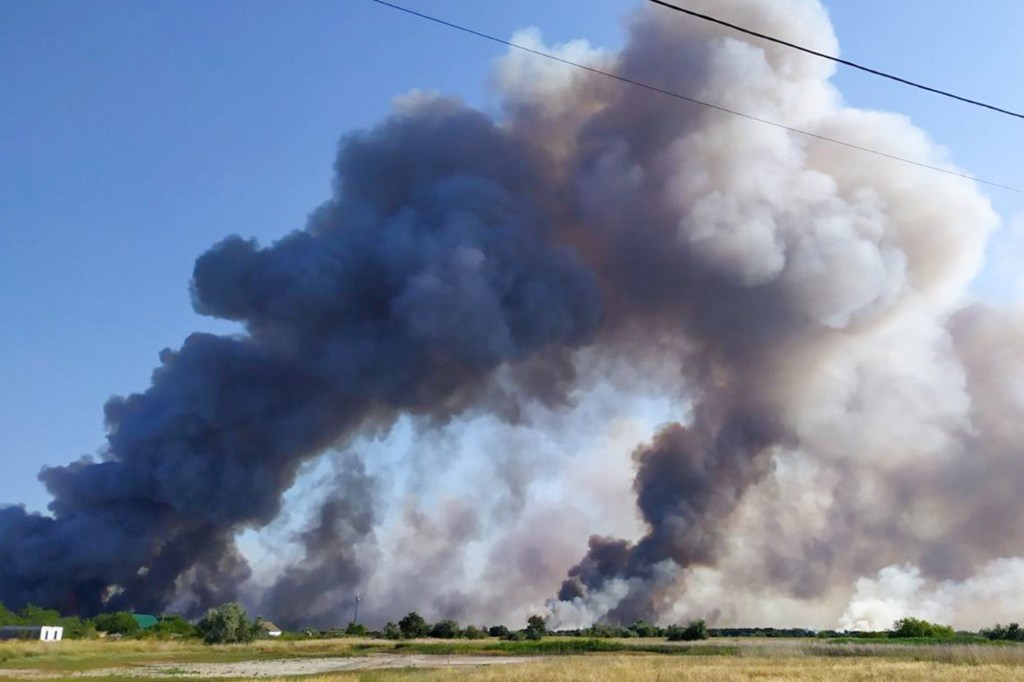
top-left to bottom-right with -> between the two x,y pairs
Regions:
982,622 -> 1024,641
582,623 -> 629,638
382,622 -> 402,640
666,619 -> 709,641
196,603 -> 259,644
463,625 -> 487,639
629,620 -> 662,638
398,612 -> 430,639
429,619 -> 460,639
524,615 -> 546,640
488,625 -> 510,638
149,615 -> 198,639
0,603 -> 18,627
891,617 -> 955,639
92,612 -> 140,636
345,622 -> 368,636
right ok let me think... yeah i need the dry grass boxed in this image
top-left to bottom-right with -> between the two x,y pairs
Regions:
262,655 -> 1024,682
5,638 -> 1024,680
0,637 -> 375,671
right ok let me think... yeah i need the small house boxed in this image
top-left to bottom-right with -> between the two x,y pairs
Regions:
260,621 -> 282,637
0,626 -> 64,642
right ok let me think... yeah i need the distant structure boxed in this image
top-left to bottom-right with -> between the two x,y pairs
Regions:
0,626 -> 63,642
260,621 -> 282,637
132,614 -> 159,630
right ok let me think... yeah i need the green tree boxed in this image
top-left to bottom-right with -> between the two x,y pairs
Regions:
983,622 -> 1024,641
92,612 -> 141,636
18,605 -> 62,625
629,620 -> 661,638
666,619 -> 709,641
382,622 -> 402,640
398,612 -> 429,639
463,625 -> 487,640
345,621 -> 368,636
429,619 -> 460,639
0,603 -> 20,626
488,625 -> 510,638
524,614 -> 546,640
149,615 -> 198,639
196,603 -> 258,644
891,617 -> 955,639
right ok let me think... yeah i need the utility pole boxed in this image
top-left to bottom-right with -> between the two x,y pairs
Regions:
352,594 -> 362,625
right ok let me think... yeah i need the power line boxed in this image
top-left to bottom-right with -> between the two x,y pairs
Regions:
648,0 -> 1024,122
367,0 -> 1023,195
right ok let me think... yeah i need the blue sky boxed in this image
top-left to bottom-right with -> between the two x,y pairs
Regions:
1,0 -> 1022,513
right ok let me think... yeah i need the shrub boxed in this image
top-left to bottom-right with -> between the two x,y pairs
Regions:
0,603 -> 20,627
398,612 -> 429,639
196,603 -> 258,644
583,623 -> 629,638
382,622 -> 402,640
629,620 -> 662,638
345,622 -> 368,636
488,625 -> 510,638
891,617 -> 955,639
525,615 -> 546,640
463,625 -> 487,639
149,615 -> 198,639
92,612 -> 140,636
429,619 -> 460,639
982,622 -> 1024,641
666,619 -> 709,641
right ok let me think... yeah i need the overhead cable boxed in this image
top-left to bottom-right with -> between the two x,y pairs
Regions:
648,0 -> 1024,122
368,0 -> 1023,195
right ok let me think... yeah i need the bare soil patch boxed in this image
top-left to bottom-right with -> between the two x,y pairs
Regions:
0,654 -> 535,679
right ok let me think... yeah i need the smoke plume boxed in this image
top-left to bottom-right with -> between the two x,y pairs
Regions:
2,0 -> 1021,631
0,97 -> 600,615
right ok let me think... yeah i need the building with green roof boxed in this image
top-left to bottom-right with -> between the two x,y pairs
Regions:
131,614 -> 159,630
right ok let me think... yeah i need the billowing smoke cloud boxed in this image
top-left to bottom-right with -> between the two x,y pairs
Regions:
2,0 -> 1020,632
508,0 -> 1004,626
259,452 -> 377,628
559,413 -> 785,623
0,97 -> 600,616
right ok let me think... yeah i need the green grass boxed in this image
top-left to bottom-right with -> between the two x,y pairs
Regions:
370,638 -> 738,657
826,635 -> 994,646
0,635 -> 743,676
5,635 -> 1024,681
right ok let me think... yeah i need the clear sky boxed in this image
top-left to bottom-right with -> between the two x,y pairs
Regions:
1,0 -> 1022,513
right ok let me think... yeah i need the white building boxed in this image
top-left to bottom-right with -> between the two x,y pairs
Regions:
0,626 -> 64,642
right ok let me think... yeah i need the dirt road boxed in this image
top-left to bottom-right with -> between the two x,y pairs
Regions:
0,653 -> 536,679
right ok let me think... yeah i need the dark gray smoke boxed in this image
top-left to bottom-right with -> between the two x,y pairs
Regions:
0,98 -> 600,615
559,411 -> 783,622
2,0 -> 1019,632
260,452 -> 377,628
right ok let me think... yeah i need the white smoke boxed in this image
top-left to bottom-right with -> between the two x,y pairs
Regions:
491,0 -> 1007,629
841,559 -> 1024,631
230,0 -> 1018,631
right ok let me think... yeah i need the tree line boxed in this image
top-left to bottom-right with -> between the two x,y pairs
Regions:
2,601 -> 1018,646
0,602 -> 194,640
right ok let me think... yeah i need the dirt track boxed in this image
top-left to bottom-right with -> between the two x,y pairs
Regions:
136,654 -> 533,677
0,654 -> 536,679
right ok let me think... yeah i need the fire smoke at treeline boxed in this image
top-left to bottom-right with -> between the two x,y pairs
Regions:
2,0 -> 1023,631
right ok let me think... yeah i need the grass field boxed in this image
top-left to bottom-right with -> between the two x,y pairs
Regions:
4,637 -> 1024,681
286,655 -> 1024,682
